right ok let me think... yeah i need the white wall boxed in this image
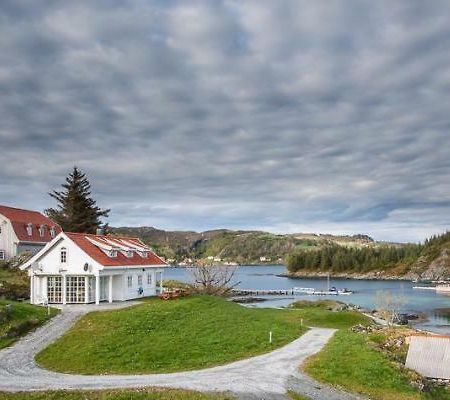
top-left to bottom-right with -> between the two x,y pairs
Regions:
106,269 -> 157,301
0,215 -> 18,260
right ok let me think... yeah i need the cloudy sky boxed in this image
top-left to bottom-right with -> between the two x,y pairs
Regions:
1,1 -> 450,242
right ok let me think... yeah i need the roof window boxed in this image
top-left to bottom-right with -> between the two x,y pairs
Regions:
108,249 -> 118,258
39,225 -> 45,237
50,226 -> 56,238
26,223 -> 33,236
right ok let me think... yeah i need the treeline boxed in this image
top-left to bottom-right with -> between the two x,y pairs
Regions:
287,244 -> 423,273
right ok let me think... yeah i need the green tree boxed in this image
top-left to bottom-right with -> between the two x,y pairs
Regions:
45,166 -> 110,233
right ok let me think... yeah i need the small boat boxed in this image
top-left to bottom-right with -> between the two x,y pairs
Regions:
436,283 -> 450,293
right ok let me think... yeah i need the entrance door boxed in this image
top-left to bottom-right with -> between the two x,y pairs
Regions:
47,276 -> 62,303
100,276 -> 108,301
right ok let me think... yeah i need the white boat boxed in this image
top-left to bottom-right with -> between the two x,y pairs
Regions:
413,286 -> 437,290
436,284 -> 450,293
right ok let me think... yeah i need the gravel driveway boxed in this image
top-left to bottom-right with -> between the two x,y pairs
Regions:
0,304 -> 362,400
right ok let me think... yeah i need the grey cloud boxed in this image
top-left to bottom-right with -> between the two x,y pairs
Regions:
1,1 -> 450,242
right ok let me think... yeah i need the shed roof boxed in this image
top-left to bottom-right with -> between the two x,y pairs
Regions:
405,335 -> 450,379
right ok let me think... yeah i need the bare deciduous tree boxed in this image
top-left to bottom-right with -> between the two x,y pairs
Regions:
375,290 -> 407,326
187,264 -> 240,296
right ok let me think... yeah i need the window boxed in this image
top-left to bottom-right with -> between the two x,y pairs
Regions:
126,250 -> 134,258
138,275 -> 143,286
0,226 -> 2,234
50,226 -> 56,238
0,250 -> 5,260
47,276 -> 62,303
109,250 -> 117,258
39,225 -> 45,237
127,275 -> 133,288
66,276 -> 86,303
147,273 -> 152,285
26,223 -> 33,236
60,248 -> 67,263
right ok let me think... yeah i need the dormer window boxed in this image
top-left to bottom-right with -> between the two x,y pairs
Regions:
60,248 -> 67,263
50,226 -> 56,238
125,250 -> 134,258
26,223 -> 33,236
140,251 -> 149,258
109,250 -> 117,258
39,225 -> 45,237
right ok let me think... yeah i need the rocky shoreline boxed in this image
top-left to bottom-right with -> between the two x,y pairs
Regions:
280,271 -> 412,281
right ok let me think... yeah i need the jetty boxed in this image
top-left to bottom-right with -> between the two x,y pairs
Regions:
231,287 -> 353,296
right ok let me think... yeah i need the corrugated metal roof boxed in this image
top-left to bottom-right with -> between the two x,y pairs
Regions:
405,336 -> 450,379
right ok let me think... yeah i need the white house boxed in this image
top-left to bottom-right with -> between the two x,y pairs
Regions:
0,205 -> 62,261
20,231 -> 168,305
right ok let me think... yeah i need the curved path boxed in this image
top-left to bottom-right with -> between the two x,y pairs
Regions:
0,305 -> 362,400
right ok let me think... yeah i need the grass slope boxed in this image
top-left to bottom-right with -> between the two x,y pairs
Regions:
304,328 -> 450,400
0,300 -> 58,349
36,295 -> 312,374
0,389 -> 233,400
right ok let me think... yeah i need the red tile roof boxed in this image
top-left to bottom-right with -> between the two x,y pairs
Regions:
0,205 -> 62,243
66,232 -> 167,267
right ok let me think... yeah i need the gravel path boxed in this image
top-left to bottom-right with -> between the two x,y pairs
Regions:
0,305 -> 362,400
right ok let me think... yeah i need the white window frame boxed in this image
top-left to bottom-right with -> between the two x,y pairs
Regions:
138,275 -> 143,286
0,250 -> 5,260
127,275 -> 133,288
50,226 -> 56,238
39,225 -> 45,237
147,273 -> 152,285
60,248 -> 67,263
26,223 -> 33,236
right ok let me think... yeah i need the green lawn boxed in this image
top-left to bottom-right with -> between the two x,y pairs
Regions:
36,295 -> 314,374
304,327 -> 450,400
0,389 -> 233,400
0,300 -> 58,349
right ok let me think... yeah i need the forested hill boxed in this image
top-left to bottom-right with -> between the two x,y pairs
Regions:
287,231 -> 450,280
110,226 -> 394,265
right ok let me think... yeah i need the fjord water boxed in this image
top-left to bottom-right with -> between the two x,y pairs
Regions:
164,265 -> 450,334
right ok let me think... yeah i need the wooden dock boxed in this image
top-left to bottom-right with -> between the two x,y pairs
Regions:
231,288 -> 349,296
231,288 -> 297,296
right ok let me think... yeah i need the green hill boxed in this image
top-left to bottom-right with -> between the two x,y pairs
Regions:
110,227 -> 389,265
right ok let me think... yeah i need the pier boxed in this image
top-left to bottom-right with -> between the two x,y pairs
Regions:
231,287 -> 352,296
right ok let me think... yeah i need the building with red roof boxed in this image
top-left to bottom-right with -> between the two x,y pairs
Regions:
0,205 -> 62,261
21,231 -> 168,304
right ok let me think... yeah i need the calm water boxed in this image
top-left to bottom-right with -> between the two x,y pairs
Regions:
164,265 -> 450,334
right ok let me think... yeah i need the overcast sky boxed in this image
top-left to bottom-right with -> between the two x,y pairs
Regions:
1,1 -> 450,242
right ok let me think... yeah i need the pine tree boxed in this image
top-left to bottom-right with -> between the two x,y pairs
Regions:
45,167 -> 110,233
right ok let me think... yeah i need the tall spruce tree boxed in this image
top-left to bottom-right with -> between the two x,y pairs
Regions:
45,167 -> 110,233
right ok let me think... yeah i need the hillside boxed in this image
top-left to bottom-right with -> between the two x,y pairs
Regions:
110,227 -> 388,265
287,231 -> 450,280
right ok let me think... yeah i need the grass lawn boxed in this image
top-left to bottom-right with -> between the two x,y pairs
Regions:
37,295 -> 316,374
303,327 -> 450,400
0,300 -> 58,349
0,388 -> 234,400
